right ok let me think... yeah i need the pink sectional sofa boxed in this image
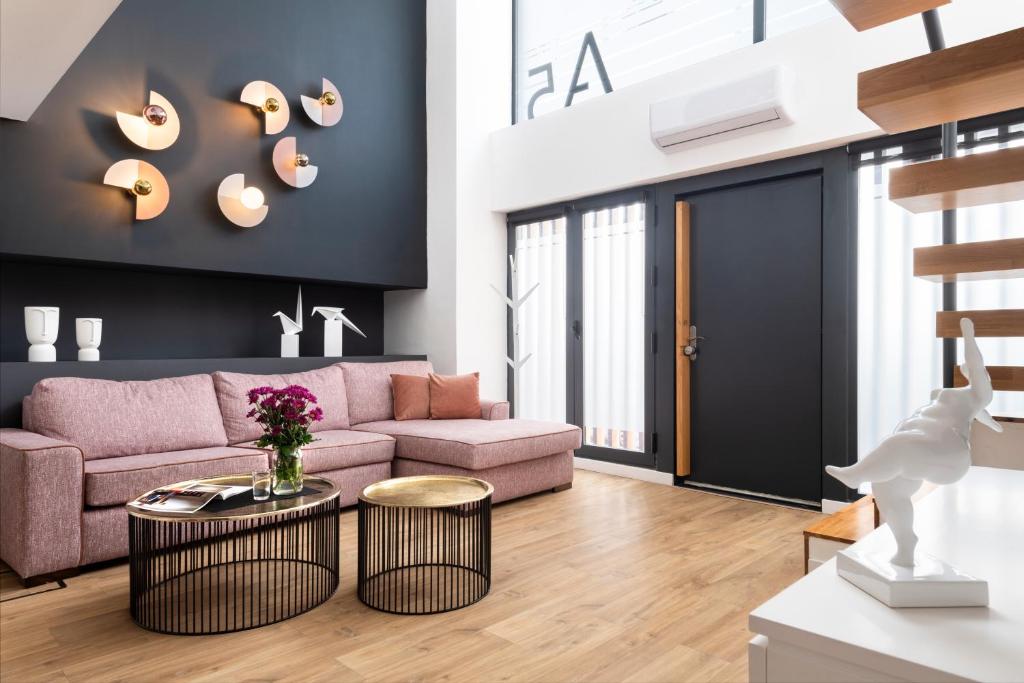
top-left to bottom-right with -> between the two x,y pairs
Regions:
0,360 -> 580,583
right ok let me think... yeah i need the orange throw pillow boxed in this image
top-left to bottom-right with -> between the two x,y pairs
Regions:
391,374 -> 430,420
429,372 -> 480,419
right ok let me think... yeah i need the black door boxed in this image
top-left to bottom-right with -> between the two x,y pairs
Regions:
686,173 -> 822,504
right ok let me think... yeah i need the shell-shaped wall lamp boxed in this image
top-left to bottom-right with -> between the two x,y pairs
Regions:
240,80 -> 290,134
218,173 -> 269,228
116,90 -> 180,150
103,159 -> 169,220
272,136 -> 318,188
300,77 -> 343,127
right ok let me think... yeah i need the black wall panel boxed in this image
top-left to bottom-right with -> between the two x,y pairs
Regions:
0,0 -> 426,288
0,259 -> 383,362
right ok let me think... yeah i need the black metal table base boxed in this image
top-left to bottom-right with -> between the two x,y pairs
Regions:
128,498 -> 340,635
357,499 -> 491,614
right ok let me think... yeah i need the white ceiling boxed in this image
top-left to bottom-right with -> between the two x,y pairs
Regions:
0,0 -> 122,121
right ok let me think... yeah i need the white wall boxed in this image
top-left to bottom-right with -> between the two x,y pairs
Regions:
384,0 -> 510,400
490,0 -> 1024,212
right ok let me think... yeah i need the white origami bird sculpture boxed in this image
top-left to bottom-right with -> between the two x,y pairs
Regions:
273,287 -> 303,335
312,306 -> 366,337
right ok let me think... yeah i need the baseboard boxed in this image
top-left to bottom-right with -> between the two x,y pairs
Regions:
821,499 -> 848,514
573,457 -> 674,486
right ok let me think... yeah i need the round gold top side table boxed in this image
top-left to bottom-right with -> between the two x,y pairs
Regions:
357,475 -> 493,614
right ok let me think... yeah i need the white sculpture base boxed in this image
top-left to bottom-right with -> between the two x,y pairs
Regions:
280,334 -> 299,358
323,319 -> 344,357
78,348 -> 100,361
28,344 -> 56,362
837,547 -> 988,608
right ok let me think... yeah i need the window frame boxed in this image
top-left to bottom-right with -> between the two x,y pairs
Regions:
508,187 -> 658,468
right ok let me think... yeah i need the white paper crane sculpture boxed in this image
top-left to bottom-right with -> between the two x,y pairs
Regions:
312,306 -> 366,357
491,255 -> 539,418
826,317 -> 1000,607
272,287 -> 303,357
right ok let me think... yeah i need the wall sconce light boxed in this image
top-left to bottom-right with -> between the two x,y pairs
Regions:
116,90 -> 180,150
218,173 -> 268,227
272,136 -> 318,188
103,159 -> 169,220
240,80 -> 289,134
301,77 -> 343,127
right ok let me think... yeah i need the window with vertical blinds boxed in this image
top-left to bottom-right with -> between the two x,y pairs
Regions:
857,122 -> 1024,461
513,217 -> 567,423
582,203 -> 646,452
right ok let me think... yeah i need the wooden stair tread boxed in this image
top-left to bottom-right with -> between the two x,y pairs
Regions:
954,366 -> 1024,391
804,495 -> 877,544
936,309 -> 1024,338
914,238 -> 1024,282
828,0 -> 949,32
889,146 -> 1024,213
859,27 -> 1024,133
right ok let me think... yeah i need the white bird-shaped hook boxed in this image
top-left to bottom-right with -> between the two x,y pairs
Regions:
312,306 -> 367,338
273,286 -> 303,334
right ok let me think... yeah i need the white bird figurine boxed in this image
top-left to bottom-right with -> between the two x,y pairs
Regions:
273,287 -> 303,335
312,306 -> 366,337
312,306 -> 366,357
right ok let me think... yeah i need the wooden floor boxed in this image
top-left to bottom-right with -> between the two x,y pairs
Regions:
0,471 -> 818,683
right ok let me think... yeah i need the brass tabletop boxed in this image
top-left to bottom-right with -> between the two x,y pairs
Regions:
126,474 -> 339,522
359,475 -> 494,508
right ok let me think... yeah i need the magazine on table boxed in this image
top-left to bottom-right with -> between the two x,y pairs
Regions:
129,482 -> 252,514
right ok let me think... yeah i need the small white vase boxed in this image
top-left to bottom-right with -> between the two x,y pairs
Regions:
25,306 -> 59,362
76,318 -> 102,361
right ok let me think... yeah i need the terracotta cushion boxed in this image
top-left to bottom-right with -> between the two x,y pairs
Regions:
337,360 -> 434,425
350,418 -> 582,470
237,429 -> 395,474
83,446 -> 269,506
429,372 -> 480,419
28,375 -> 229,460
212,366 -> 350,444
392,374 -> 430,420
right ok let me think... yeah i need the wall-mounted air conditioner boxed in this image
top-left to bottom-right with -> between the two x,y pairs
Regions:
650,67 -> 794,152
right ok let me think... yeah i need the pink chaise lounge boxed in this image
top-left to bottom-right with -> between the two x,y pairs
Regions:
0,360 -> 580,583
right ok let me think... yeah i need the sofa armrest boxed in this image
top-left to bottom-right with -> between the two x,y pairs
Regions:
480,399 -> 510,421
0,429 -> 83,579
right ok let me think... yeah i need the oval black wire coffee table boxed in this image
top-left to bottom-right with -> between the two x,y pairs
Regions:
357,475 -> 493,615
127,475 -> 340,635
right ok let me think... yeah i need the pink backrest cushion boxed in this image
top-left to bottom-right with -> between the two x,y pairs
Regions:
28,375 -> 229,460
337,360 -> 434,424
212,366 -> 350,444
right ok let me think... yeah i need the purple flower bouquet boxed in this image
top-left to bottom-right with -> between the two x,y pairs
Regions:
247,385 -> 324,495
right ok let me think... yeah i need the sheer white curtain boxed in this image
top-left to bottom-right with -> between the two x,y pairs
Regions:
858,132 -> 1024,460
514,218 -> 567,423
582,203 -> 646,452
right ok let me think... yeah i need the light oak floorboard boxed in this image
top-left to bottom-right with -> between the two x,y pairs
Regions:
0,471 -> 818,682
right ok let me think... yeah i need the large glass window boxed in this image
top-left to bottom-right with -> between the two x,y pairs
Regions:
582,203 -> 646,452
513,216 -> 567,423
857,126 -> 1024,460
514,0 -> 838,122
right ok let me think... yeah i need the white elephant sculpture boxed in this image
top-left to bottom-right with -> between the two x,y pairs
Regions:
827,317 -> 1001,567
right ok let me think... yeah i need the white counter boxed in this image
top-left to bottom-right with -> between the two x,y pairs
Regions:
748,466 -> 1024,682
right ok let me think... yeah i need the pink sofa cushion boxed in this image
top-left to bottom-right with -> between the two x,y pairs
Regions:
237,429 -> 395,474
394,451 -> 573,504
212,366 -> 350,444
337,360 -> 434,425
350,419 -> 581,470
83,446 -> 269,506
28,375 -> 229,460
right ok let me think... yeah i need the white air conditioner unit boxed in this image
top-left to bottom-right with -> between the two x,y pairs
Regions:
650,67 -> 794,152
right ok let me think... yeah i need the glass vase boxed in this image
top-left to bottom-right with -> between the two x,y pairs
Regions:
272,446 -> 304,496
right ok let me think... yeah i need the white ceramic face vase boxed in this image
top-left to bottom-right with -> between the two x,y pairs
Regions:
25,306 -> 59,362
76,318 -> 103,361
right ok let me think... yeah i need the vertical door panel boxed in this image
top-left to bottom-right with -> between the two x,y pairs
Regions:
687,173 -> 822,503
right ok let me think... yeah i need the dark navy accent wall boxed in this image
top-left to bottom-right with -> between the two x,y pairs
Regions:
0,0 -> 426,287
